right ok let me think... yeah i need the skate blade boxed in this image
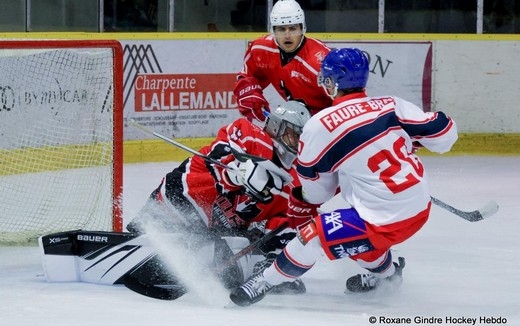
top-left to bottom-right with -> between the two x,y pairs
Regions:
224,301 -> 238,309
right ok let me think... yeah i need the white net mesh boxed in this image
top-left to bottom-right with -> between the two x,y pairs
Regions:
0,42 -> 122,244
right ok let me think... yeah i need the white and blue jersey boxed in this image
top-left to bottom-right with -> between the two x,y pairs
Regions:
297,91 -> 458,226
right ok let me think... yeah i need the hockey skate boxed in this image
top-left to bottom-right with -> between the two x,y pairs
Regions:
270,278 -> 306,294
345,257 -> 405,293
229,273 -> 273,307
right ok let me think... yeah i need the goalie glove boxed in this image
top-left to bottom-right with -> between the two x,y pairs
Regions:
257,231 -> 296,254
226,159 -> 283,203
247,218 -> 296,255
233,77 -> 269,122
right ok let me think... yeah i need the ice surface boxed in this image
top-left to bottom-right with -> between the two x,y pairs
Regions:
1,156 -> 519,326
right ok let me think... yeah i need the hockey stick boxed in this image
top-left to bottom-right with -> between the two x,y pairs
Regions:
122,222 -> 289,300
213,221 -> 288,274
430,196 -> 498,222
129,118 -> 233,171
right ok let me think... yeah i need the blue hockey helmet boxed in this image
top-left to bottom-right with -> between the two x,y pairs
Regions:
318,48 -> 369,98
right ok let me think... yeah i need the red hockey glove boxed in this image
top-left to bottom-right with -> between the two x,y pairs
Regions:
233,77 -> 269,122
411,141 -> 423,154
286,186 -> 319,228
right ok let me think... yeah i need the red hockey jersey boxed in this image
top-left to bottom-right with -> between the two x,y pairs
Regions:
165,118 -> 300,234
237,35 -> 332,115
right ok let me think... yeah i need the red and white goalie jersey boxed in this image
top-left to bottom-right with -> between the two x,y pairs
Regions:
238,35 -> 332,115
164,118 -> 299,234
297,92 -> 458,226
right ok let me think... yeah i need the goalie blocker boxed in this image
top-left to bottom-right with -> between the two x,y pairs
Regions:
38,230 -> 265,298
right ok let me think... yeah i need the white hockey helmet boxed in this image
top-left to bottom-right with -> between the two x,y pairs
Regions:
270,0 -> 306,34
264,100 -> 311,169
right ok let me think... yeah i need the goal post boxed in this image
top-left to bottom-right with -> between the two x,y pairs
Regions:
0,40 -> 123,244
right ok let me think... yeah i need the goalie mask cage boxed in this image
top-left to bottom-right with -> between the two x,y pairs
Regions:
0,40 -> 123,244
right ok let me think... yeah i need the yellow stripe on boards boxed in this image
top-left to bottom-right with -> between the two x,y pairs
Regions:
123,138 -> 212,163
0,143 -> 112,176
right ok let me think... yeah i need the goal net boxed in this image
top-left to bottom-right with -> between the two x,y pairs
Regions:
0,40 -> 123,244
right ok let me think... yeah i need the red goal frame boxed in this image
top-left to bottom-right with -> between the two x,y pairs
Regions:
0,40 -> 124,232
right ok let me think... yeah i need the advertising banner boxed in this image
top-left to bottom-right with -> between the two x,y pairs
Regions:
121,40 -> 432,140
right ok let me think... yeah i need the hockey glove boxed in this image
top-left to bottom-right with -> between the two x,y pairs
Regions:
257,231 -> 296,254
411,141 -> 423,154
233,77 -> 269,122
244,224 -> 293,255
287,186 -> 320,228
227,159 -> 283,203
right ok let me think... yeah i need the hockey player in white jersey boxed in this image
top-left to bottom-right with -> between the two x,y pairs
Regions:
229,47 -> 458,306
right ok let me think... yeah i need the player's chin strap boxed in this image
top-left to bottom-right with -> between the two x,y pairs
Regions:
121,222 -> 289,301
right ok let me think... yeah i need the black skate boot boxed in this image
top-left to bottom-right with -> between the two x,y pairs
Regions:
346,257 -> 405,293
270,278 -> 306,295
229,274 -> 273,307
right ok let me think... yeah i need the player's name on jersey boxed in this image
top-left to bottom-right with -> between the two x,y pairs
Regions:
320,97 -> 393,131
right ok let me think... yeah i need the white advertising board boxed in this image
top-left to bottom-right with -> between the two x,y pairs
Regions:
121,40 -> 432,140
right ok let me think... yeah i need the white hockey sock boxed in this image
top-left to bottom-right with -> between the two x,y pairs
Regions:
263,236 -> 321,285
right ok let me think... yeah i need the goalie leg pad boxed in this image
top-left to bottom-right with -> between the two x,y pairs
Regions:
39,230 -> 160,285
38,231 -> 80,282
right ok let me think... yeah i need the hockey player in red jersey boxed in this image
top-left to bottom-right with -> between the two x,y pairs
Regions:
126,100 -> 311,293
127,100 -> 311,238
233,0 -> 331,122
229,47 -> 459,307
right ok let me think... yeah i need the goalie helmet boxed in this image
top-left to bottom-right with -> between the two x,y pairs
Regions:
264,100 -> 311,170
318,47 -> 369,99
270,0 -> 306,34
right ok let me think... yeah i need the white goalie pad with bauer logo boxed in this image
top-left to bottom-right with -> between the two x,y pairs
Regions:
38,230 -> 264,290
